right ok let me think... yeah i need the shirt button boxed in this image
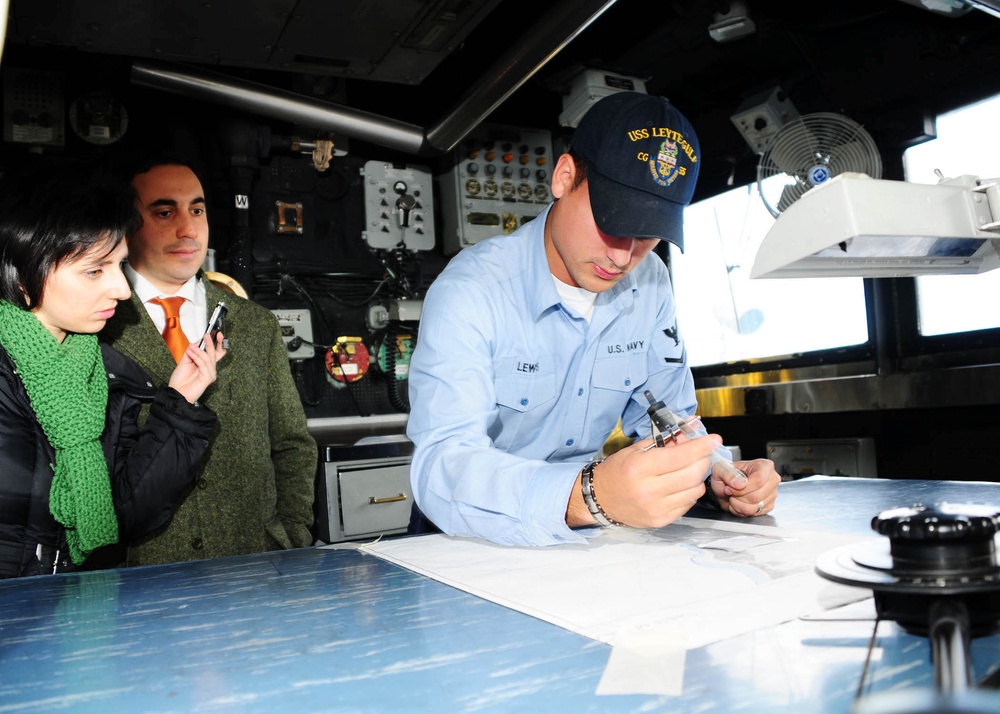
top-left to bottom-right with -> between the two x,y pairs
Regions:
566,439 -> 574,446
197,478 -> 208,490
577,388 -> 584,396
191,538 -> 204,550
520,398 -> 528,406
625,379 -> 631,386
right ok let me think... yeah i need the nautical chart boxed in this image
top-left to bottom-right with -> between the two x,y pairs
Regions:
358,516 -> 876,650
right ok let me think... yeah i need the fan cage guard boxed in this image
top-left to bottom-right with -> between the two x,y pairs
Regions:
756,112 -> 882,218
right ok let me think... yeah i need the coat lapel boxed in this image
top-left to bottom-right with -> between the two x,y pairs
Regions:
103,291 -> 181,386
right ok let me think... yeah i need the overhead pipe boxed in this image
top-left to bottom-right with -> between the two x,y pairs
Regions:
132,61 -> 429,154
423,0 -> 618,153
966,0 -> 1000,19
131,0 -> 619,157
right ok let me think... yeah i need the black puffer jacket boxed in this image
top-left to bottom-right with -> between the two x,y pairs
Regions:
0,342 -> 216,578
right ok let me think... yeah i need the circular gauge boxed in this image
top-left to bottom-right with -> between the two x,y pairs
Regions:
69,91 -> 128,145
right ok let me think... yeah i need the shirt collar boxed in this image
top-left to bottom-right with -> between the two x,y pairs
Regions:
525,204 -> 638,320
526,205 -> 562,320
124,263 -> 201,304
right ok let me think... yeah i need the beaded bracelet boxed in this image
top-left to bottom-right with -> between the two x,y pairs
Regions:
580,459 -> 624,528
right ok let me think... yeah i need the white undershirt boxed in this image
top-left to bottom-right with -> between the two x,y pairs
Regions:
124,264 -> 208,342
552,274 -> 598,323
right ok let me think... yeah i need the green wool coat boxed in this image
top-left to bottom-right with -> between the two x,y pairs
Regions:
102,278 -> 317,566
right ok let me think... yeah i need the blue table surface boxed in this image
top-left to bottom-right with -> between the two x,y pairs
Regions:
1,476 -> 999,713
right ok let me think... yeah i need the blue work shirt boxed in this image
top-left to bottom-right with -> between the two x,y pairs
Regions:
406,204 -> 697,546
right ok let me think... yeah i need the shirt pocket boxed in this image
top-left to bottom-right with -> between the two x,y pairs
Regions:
592,351 -> 649,392
495,358 -> 558,413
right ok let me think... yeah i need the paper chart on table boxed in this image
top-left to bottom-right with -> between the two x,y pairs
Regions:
358,516 -> 875,651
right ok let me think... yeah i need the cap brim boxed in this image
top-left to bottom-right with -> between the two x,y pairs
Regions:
586,166 -> 685,252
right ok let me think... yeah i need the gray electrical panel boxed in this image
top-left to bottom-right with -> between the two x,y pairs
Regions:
361,161 -> 435,251
438,124 -> 553,254
3,68 -> 66,147
271,308 -> 315,360
767,438 -> 877,481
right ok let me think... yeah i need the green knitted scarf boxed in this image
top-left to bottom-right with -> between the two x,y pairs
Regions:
0,300 -> 118,564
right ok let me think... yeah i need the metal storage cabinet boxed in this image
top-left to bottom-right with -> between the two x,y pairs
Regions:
316,441 -> 414,543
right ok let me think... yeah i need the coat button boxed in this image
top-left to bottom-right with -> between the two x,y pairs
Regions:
197,478 -> 208,490
191,538 -> 204,550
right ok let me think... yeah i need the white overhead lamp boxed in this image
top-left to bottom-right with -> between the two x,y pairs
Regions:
750,173 -> 1000,279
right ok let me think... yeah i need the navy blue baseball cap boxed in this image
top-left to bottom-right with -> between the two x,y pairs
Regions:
570,92 -> 700,251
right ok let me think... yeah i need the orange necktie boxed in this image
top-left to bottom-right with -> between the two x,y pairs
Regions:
151,296 -> 189,363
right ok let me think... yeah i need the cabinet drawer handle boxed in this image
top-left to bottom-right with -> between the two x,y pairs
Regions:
368,493 -> 407,505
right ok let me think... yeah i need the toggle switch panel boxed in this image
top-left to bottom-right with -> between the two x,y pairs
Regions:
361,161 -> 435,251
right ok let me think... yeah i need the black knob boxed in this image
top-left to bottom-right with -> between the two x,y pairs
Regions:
873,503 -> 1000,541
873,503 -> 1000,574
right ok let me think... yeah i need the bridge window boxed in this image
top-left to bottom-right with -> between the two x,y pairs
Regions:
669,181 -> 868,368
904,93 -> 1000,337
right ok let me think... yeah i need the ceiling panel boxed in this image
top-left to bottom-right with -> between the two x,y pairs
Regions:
7,0 -> 503,85
7,0 -> 295,68
273,0 -> 502,83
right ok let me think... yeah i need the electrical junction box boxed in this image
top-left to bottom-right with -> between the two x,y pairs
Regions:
558,68 -> 648,129
271,309 -> 315,360
389,298 -> 422,322
731,86 -> 799,154
361,161 -> 435,251
708,1 -> 757,43
438,123 -> 553,254
767,438 -> 877,481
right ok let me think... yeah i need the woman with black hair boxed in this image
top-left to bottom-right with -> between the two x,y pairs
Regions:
0,159 -> 227,578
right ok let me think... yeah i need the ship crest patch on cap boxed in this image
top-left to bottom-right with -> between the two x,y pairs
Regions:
650,138 -> 681,187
